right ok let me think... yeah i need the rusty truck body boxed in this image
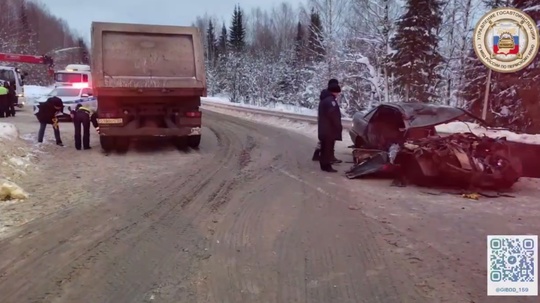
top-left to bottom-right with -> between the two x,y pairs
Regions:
91,21 -> 206,152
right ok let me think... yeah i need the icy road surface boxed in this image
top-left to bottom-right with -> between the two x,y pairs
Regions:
0,108 -> 538,303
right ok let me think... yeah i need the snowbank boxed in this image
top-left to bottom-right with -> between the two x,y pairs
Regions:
203,96 -> 540,145
0,122 -> 18,140
203,96 -> 318,117
0,123 -> 32,201
436,122 -> 540,145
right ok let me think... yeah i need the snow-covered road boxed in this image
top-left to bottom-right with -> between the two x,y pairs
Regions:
0,86 -> 539,303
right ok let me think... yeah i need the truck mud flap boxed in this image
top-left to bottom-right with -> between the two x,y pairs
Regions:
345,152 -> 389,179
189,127 -> 201,136
165,117 -> 200,136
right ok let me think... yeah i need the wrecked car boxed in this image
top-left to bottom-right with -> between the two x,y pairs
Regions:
345,103 -> 523,189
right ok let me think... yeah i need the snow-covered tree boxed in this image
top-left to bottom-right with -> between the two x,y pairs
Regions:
229,5 -> 247,51
193,0 -> 540,131
390,0 -> 445,103
0,0 -> 84,85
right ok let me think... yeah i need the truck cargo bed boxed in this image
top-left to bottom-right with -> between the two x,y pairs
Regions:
91,22 -> 206,93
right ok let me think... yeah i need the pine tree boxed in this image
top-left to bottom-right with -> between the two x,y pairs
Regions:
507,0 -> 540,131
307,9 -> 324,61
206,20 -> 217,64
390,0 -> 444,103
18,0 -> 32,50
228,5 -> 246,51
294,22 -> 305,63
77,38 -> 89,64
513,0 -> 540,85
218,23 -> 228,55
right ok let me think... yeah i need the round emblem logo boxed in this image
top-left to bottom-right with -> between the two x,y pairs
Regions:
473,7 -> 539,73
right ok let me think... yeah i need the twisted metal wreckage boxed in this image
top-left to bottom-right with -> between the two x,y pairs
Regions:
345,104 -> 523,190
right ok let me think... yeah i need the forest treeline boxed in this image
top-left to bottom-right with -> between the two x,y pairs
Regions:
193,0 -> 540,133
0,0 -> 89,85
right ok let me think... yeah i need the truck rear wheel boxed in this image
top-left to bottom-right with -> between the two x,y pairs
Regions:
187,135 -> 201,149
172,137 -> 188,150
100,136 -> 115,152
115,137 -> 130,153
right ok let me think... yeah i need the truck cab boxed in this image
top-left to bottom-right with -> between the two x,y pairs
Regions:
0,66 -> 27,108
54,64 -> 92,88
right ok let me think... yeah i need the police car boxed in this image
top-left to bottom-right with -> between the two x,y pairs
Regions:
34,83 -> 97,122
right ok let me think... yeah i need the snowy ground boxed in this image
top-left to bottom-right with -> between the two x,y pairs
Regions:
0,122 -> 34,202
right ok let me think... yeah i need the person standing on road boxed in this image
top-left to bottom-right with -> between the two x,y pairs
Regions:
6,82 -> 16,117
71,104 -> 98,150
0,83 -> 8,118
318,82 -> 343,172
35,96 -> 64,146
312,78 -> 342,164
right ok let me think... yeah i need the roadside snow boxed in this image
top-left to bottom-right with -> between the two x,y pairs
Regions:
21,86 -> 540,145
203,96 -> 318,117
0,122 -> 18,140
203,96 -> 540,145
0,123 -> 32,201
436,122 -> 540,145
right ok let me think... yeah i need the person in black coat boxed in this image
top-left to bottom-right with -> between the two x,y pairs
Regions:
312,78 -> 342,163
35,96 -> 64,146
317,82 -> 343,172
0,82 -> 8,118
71,104 -> 99,150
7,82 -> 16,117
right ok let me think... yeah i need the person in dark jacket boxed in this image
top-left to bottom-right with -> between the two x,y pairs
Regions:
317,82 -> 343,172
35,96 -> 64,146
312,78 -> 342,163
6,82 -> 16,117
0,82 -> 8,118
71,104 -> 98,150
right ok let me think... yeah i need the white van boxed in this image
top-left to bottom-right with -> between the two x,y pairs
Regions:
54,64 -> 92,87
0,65 -> 27,107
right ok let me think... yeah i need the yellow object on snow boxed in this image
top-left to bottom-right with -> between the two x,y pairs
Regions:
462,193 -> 480,200
0,179 -> 29,201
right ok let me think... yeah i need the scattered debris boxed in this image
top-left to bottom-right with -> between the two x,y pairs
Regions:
461,193 -> 480,200
347,133 -> 522,190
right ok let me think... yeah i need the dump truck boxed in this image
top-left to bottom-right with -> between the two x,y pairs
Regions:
91,21 -> 206,152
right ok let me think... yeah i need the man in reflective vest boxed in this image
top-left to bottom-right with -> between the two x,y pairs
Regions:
71,104 -> 98,150
0,83 -> 8,118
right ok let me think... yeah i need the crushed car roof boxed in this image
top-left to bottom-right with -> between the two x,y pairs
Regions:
377,102 -> 485,129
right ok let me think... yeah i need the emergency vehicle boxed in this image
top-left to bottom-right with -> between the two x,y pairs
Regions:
0,52 -> 55,108
34,83 -> 97,122
54,64 -> 92,87
0,66 -> 27,108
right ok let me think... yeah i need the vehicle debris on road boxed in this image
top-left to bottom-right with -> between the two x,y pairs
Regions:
345,102 -> 523,190
347,133 -> 523,190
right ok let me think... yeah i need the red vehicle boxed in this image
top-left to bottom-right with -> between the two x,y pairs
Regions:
0,52 -> 54,75
0,52 -> 55,108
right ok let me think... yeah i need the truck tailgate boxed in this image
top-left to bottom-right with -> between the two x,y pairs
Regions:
91,22 -> 206,90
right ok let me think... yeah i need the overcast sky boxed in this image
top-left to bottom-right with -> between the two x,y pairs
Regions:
37,0 -> 305,42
